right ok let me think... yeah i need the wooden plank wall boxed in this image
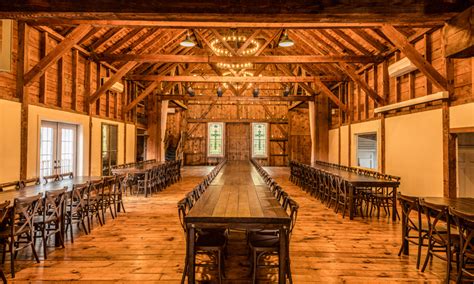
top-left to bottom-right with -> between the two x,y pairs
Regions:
0,22 -> 139,121
181,102 -> 302,166
330,27 -> 473,125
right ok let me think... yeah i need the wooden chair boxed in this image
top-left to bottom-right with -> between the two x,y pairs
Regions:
0,181 -> 21,192
397,193 -> 429,269
20,177 -> 40,189
86,180 -> 104,232
1,194 -> 42,278
420,199 -> 459,283
0,201 -> 10,283
248,197 -> 299,283
112,175 -> 127,216
335,177 -> 350,218
99,176 -> 116,223
34,187 -> 67,259
43,174 -> 60,184
449,207 -> 474,283
178,197 -> 227,284
65,183 -> 89,243
58,172 -> 74,180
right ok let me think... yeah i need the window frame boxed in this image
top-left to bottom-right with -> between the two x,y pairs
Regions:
355,132 -> 378,170
251,122 -> 269,158
207,122 -> 225,158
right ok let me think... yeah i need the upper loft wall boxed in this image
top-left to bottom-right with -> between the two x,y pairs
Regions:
330,27 -> 473,128
0,22 -> 128,121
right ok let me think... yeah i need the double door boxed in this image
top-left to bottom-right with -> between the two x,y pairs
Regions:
226,123 -> 250,161
39,121 -> 77,177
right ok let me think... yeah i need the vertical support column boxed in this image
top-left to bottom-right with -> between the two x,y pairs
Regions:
71,49 -> 78,111
147,96 -> 168,162
160,100 -> 169,162
39,31 -> 48,105
442,56 -> 456,197
308,100 -> 317,164
85,60 -> 92,176
348,82 -> 353,167
18,22 -> 29,180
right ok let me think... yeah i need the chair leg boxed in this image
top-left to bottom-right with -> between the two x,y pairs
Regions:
29,234 -> 40,263
43,227 -> 48,260
10,239 -> 14,278
0,269 -> 6,284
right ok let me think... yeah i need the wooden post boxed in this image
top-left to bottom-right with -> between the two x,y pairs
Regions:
57,57 -> 64,108
18,22 -> 29,180
348,82 -> 353,166
39,31 -> 48,105
308,100 -> 317,164
442,55 -> 456,197
71,49 -> 78,111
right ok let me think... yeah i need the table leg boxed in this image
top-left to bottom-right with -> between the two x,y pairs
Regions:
187,224 -> 195,283
392,186 -> 397,222
144,172 -> 149,198
349,185 -> 354,220
401,199 -> 409,255
279,227 -> 287,284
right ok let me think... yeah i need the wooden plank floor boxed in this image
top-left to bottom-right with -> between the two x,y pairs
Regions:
7,166 -> 446,283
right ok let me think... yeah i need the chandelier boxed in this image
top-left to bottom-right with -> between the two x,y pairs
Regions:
210,32 -> 260,70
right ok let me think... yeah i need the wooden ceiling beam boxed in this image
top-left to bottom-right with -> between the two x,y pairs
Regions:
210,29 -> 238,56
332,29 -> 373,55
316,30 -> 357,55
103,28 -> 144,54
98,54 -> 381,64
288,101 -> 305,110
89,61 -> 139,103
313,78 -> 347,111
380,24 -> 449,91
157,95 -> 314,101
351,29 -> 388,53
125,80 -> 161,112
89,27 -> 124,51
24,24 -> 92,86
339,63 -> 385,105
236,30 -> 260,55
128,75 -> 335,83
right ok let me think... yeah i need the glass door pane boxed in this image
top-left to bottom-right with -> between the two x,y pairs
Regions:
58,123 -> 76,174
39,122 -> 56,177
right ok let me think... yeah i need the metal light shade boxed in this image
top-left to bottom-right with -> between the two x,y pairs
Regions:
283,85 -> 291,97
187,86 -> 195,97
180,35 -> 196,47
253,87 -> 259,97
217,86 -> 223,97
278,33 -> 294,47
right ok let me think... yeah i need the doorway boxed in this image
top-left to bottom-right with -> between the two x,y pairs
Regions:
39,121 -> 77,177
458,133 -> 474,197
136,129 -> 147,162
101,123 -> 118,175
226,123 -> 250,161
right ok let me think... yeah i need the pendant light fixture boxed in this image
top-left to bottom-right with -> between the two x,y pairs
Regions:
186,86 -> 195,97
217,85 -> 223,97
283,85 -> 291,97
253,87 -> 260,97
278,30 -> 294,47
180,31 -> 196,47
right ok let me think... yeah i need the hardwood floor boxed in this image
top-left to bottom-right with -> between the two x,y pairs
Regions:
7,165 -> 446,283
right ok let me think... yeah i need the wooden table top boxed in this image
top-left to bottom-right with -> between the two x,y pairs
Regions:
310,163 -> 400,187
111,162 -> 166,174
0,176 -> 102,202
422,197 -> 474,215
186,161 -> 291,225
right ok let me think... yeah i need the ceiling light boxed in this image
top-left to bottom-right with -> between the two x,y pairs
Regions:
180,32 -> 196,47
217,86 -> 223,97
279,30 -> 294,47
186,86 -> 195,97
253,87 -> 259,97
283,85 -> 291,97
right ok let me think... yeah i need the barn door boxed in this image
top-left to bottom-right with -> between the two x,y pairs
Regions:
226,123 -> 250,161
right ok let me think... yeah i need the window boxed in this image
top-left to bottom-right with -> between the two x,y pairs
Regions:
208,122 -> 224,157
39,121 -> 77,177
252,123 -> 268,158
102,124 -> 118,175
356,133 -> 377,169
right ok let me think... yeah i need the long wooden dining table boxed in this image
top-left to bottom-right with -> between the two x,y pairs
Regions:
400,196 -> 474,256
311,163 -> 400,221
111,162 -> 165,197
185,161 -> 291,283
0,176 -> 102,202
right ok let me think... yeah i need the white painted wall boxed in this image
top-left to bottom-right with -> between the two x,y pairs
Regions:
385,109 -> 444,196
328,129 -> 339,164
0,99 -> 21,182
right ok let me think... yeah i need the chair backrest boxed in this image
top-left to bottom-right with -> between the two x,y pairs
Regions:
12,193 -> 42,235
398,193 -> 422,230
70,182 -> 89,213
0,200 -> 11,228
449,207 -> 474,264
59,172 -> 74,180
20,177 -> 41,189
43,187 -> 67,220
286,198 -> 299,236
420,199 -> 451,246
43,174 -> 60,184
177,197 -> 190,232
0,181 -> 21,191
